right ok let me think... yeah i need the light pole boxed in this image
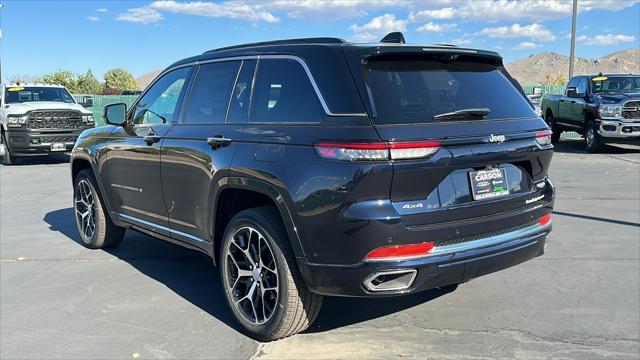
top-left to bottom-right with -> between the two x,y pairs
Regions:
0,2 -> 4,84
569,0 -> 577,78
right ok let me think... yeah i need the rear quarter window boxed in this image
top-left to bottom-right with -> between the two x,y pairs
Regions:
366,60 -> 536,125
249,59 -> 325,123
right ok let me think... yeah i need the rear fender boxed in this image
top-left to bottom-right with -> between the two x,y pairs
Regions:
213,176 -> 306,260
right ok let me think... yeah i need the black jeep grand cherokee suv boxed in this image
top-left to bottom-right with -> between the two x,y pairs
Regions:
70,34 -> 555,340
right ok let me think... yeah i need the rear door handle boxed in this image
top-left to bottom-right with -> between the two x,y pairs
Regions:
559,99 -> 565,102
571,100 -> 576,104
207,136 -> 232,149
143,135 -> 161,145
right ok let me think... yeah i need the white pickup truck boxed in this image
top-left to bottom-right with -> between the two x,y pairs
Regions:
0,83 -> 95,165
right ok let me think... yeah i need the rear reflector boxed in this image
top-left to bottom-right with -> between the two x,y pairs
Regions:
365,242 -> 435,261
315,141 -> 440,161
539,213 -> 552,226
535,130 -> 553,146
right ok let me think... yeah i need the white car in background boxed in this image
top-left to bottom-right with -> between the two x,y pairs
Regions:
0,83 -> 95,165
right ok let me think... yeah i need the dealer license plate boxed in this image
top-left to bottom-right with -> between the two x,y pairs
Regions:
469,168 -> 509,200
51,143 -> 66,151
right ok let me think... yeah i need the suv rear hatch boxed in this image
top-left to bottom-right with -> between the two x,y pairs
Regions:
348,48 -> 553,233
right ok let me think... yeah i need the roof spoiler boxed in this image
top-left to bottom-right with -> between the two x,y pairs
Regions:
380,32 -> 406,44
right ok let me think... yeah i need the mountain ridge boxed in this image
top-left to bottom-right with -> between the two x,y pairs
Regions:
136,48 -> 640,88
505,48 -> 639,84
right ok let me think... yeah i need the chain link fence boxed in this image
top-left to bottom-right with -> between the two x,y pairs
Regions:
72,95 -> 139,126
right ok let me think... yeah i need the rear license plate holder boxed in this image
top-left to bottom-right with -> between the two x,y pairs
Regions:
469,168 -> 509,200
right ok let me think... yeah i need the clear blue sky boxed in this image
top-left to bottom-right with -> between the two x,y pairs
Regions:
1,0 -> 639,82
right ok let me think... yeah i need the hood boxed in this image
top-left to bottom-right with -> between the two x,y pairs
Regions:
3,101 -> 91,115
594,93 -> 640,104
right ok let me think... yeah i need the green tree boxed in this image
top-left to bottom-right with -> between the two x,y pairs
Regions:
76,69 -> 104,94
40,70 -> 79,92
104,68 -> 138,91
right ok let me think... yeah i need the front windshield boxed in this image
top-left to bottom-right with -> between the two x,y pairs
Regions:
591,76 -> 640,94
4,86 -> 75,104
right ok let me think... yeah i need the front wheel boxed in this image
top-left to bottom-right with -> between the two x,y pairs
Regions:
585,121 -> 605,153
220,207 -> 322,341
74,169 -> 125,248
1,132 -> 16,165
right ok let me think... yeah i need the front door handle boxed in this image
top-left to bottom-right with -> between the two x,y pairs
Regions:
560,99 -> 565,102
571,100 -> 576,104
143,135 -> 161,145
207,136 -> 232,149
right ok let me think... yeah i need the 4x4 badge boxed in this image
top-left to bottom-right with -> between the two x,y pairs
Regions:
488,134 -> 506,143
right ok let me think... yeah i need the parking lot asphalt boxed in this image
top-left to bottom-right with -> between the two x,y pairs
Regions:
1,140 -> 639,360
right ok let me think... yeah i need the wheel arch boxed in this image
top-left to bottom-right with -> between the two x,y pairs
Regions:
545,108 -> 554,120
70,152 -> 116,220
583,108 -> 597,130
212,177 -> 305,265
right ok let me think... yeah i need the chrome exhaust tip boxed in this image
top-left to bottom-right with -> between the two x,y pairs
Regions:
363,269 -> 417,292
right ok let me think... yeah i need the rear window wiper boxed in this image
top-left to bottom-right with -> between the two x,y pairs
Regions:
433,108 -> 491,122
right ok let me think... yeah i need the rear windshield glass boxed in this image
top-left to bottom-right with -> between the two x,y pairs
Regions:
365,60 -> 535,125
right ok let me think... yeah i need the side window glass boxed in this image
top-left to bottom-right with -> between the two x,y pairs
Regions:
227,60 -> 256,123
133,67 -> 190,125
183,61 -> 240,124
577,78 -> 587,94
566,77 -> 579,93
250,59 -> 325,123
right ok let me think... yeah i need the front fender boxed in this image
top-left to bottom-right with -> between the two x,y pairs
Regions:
70,136 -> 116,222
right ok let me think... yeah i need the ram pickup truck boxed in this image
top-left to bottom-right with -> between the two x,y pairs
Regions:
541,74 -> 640,152
0,83 -> 95,165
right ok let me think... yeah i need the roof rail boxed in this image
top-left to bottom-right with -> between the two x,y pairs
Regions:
205,37 -> 347,54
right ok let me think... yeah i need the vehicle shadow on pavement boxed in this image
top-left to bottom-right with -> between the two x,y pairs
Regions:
6,154 -> 70,165
44,207 -> 458,336
553,139 -> 640,154
305,285 -> 457,333
43,207 -> 240,333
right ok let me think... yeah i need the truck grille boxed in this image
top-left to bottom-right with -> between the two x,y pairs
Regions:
26,110 -> 84,130
622,101 -> 640,120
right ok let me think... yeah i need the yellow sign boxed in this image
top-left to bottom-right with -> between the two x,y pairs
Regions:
592,76 -> 608,81
7,87 -> 24,91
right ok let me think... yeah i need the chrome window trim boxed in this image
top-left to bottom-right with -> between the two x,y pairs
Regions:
154,55 -> 368,118
117,212 -> 209,243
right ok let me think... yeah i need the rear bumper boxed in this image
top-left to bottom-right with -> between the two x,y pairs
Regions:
299,221 -> 549,297
4,127 -> 87,155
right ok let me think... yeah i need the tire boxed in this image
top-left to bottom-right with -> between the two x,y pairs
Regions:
220,206 -> 322,341
73,169 -> 125,249
545,114 -> 561,144
1,131 -> 16,165
584,121 -> 605,153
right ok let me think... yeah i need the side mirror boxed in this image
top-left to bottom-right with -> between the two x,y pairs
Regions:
566,87 -> 578,98
104,103 -> 127,126
78,95 -> 94,108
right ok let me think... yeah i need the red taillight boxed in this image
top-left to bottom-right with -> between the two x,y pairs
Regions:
535,130 -> 553,146
365,242 -> 435,261
314,141 -> 441,161
539,213 -> 552,226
